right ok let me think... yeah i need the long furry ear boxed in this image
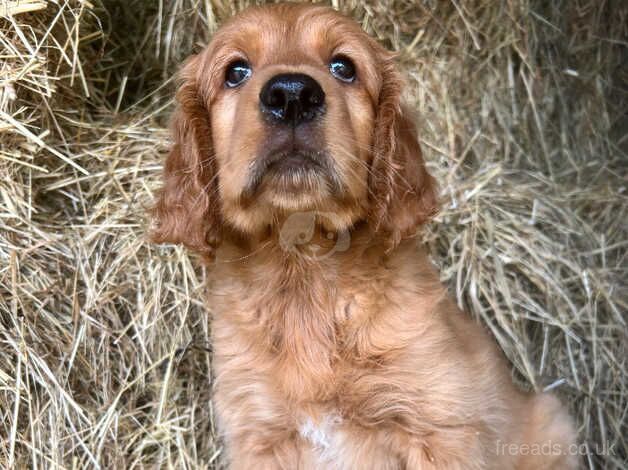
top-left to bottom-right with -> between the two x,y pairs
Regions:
368,53 -> 438,247
151,55 -> 222,260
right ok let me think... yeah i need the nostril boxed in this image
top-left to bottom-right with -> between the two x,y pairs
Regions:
269,88 -> 285,108
309,92 -> 322,106
301,88 -> 311,101
303,86 -> 324,109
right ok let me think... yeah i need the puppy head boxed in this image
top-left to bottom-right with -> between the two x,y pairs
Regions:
152,3 -> 437,258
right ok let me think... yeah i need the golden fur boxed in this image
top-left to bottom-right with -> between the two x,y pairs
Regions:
152,4 -> 577,469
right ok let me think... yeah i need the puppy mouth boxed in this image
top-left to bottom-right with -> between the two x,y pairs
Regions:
243,146 -> 342,200
266,149 -> 325,175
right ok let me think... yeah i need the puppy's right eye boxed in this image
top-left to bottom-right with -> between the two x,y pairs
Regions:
225,60 -> 252,88
329,55 -> 356,83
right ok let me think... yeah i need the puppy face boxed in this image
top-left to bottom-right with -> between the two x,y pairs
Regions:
152,4 -> 437,258
203,5 -> 382,232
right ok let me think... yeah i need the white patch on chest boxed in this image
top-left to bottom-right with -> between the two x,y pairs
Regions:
299,411 -> 344,463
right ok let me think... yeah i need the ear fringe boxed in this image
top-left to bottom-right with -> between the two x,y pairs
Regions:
369,58 -> 398,230
151,56 -> 222,261
368,54 -> 439,247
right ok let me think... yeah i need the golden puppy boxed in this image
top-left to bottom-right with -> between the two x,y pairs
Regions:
152,3 -> 577,469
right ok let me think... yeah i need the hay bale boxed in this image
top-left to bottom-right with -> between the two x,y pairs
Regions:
0,0 -> 625,468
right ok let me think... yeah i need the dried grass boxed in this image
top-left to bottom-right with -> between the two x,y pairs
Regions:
0,0 -> 626,468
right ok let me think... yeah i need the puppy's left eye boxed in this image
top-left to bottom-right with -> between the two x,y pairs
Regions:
329,56 -> 356,83
225,60 -> 252,88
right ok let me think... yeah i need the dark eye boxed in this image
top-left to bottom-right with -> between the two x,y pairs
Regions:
329,56 -> 356,83
225,60 -> 252,88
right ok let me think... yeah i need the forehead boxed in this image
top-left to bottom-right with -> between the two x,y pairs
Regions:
211,5 -> 375,65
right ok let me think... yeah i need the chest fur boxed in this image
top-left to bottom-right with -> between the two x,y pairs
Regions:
208,241 -> 427,403
298,411 -> 345,462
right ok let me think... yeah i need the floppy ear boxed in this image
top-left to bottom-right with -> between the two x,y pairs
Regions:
368,53 -> 438,247
151,55 -> 222,260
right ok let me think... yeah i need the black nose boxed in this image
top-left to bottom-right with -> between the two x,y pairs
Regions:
259,73 -> 325,125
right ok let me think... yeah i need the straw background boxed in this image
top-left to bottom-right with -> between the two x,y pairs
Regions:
1,0 -> 626,468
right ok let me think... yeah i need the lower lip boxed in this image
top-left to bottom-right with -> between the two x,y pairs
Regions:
266,151 -> 323,174
242,150 -> 332,200
263,155 -> 326,195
